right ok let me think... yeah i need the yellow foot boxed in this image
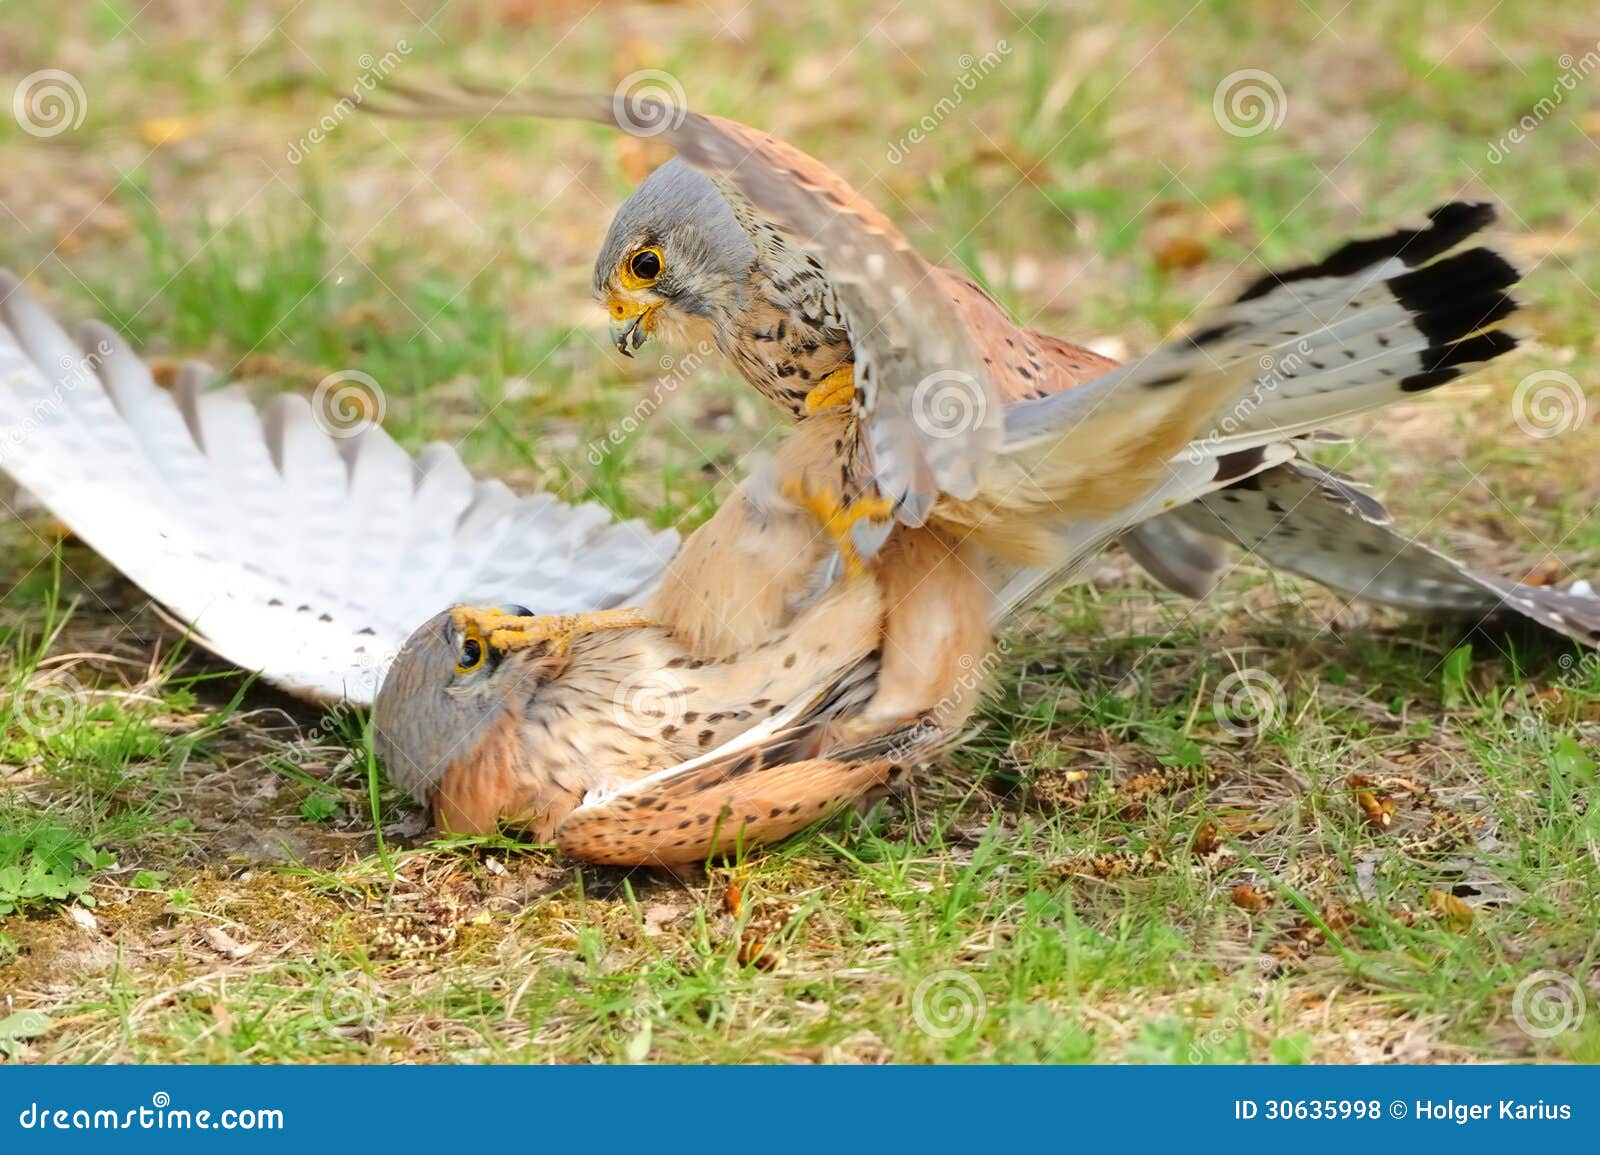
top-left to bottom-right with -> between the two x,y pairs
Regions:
803,363 -> 856,414
782,478 -> 894,579
451,605 -> 652,655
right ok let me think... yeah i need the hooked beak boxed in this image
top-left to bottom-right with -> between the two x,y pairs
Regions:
607,302 -> 657,357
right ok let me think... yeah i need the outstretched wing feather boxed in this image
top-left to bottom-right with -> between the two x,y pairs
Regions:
0,273 -> 680,704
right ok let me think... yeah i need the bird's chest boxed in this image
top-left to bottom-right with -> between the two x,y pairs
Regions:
523,646 -> 770,785
724,276 -> 852,416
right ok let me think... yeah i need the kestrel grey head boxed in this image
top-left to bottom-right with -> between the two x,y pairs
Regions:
594,157 -> 754,356
373,605 -> 550,805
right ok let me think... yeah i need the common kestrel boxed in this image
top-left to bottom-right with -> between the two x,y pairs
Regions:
373,414 -> 954,864
367,85 -> 1600,672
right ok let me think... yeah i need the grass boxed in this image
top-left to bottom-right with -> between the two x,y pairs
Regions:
1,0 -> 1598,1063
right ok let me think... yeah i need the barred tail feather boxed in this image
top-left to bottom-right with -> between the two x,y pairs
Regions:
1175,461 -> 1600,647
1002,202 -> 1523,463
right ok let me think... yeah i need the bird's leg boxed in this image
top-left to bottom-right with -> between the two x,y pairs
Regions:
834,525 -> 996,743
451,604 -> 653,655
802,362 -> 855,414
781,476 -> 894,579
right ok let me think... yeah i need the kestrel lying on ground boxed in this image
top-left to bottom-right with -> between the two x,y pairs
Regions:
373,413 -> 985,864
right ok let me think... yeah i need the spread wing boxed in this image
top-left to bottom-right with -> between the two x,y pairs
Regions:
0,272 -> 679,705
1174,459 -> 1600,646
365,82 -> 1003,527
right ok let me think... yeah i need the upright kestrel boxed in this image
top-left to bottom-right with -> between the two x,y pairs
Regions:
369,84 -> 1600,657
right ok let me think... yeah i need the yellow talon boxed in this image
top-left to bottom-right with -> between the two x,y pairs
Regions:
451,605 -> 653,655
803,363 -> 856,414
782,478 -> 894,579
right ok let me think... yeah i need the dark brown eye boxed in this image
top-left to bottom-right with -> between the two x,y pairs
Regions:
456,637 -> 484,673
629,248 -> 662,281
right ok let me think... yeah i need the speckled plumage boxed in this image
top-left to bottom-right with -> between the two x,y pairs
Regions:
595,157 -> 853,414
373,415 -> 996,865
355,86 -> 1600,868
369,87 -> 1537,555
375,537 -> 891,861
599,158 -> 1118,417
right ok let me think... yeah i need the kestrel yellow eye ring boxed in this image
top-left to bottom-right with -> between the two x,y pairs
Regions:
620,246 -> 663,290
455,633 -> 487,674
